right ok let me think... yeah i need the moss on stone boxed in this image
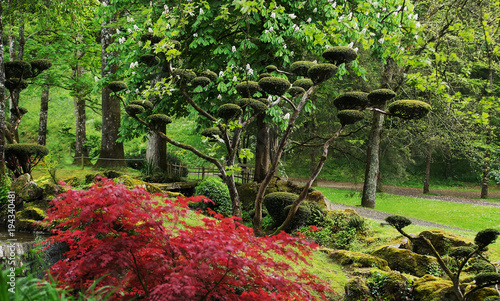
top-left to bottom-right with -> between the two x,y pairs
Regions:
16,206 -> 47,221
413,229 -> 473,256
344,276 -> 374,301
329,250 -> 390,271
372,246 -> 437,277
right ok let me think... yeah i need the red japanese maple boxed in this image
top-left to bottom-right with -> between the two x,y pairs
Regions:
43,178 -> 333,300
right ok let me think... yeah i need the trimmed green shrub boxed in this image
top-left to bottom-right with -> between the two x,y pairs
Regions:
201,127 -> 222,141
283,204 -> 311,232
172,69 -> 196,85
287,86 -> 306,97
334,92 -> 369,110
307,63 -> 337,84
140,32 -> 163,44
475,229 -> 499,249
108,81 -> 127,93
30,59 -> 52,76
337,110 -> 364,125
385,215 -> 412,231
5,78 -> 29,91
449,246 -> 476,259
249,99 -> 268,113
195,177 -> 232,215
139,54 -> 160,67
148,114 -> 172,127
4,61 -> 32,79
258,76 -> 291,96
292,78 -> 314,90
266,65 -> 278,72
263,192 -> 297,225
130,99 -> 154,110
368,89 -> 396,107
290,61 -> 316,77
5,143 -> 49,177
125,105 -> 145,116
217,103 -> 243,120
474,272 -> 500,287
259,72 -> 272,79
387,100 -> 431,119
200,70 -> 218,82
322,46 -> 358,65
191,76 -> 211,87
235,81 -> 260,97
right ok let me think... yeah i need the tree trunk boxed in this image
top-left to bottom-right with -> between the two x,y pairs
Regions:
0,3 -> 6,180
361,111 -> 385,208
480,128 -> 491,199
146,124 -> 167,171
37,81 -> 49,145
72,49 -> 91,166
253,114 -> 270,182
309,112 -> 318,187
95,5 -> 125,169
423,144 -> 432,194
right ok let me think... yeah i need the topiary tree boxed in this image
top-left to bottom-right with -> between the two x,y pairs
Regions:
4,143 -> 49,177
263,192 -> 298,227
386,215 -> 500,300
195,177 -> 232,215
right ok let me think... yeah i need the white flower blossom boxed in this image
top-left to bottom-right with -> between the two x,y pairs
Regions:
269,26 -> 274,32
382,7 -> 386,11
325,45 -> 330,49
128,28 -> 133,34
307,17 -> 312,23
348,12 -> 352,19
283,44 -> 287,49
289,14 -> 297,19
127,16 -> 134,23
148,27 -> 153,33
348,42 -> 354,48
313,7 -> 317,13
248,69 -> 254,75
378,37 -> 385,44
102,2 -> 107,6
135,88 -> 139,93
332,2 -> 337,8
415,34 -> 419,40
217,94 -> 222,100
361,28 -> 367,34
233,76 -> 238,82
354,47 -> 359,52
118,37 -> 126,44
397,5 -> 401,10
200,8 -> 204,15
339,15 -> 344,21
130,61 -> 139,68
166,23 -> 171,30
116,29 -> 120,34
414,13 -> 419,20
290,51 -> 294,56
219,71 -> 224,77
193,33 -> 198,37
267,95 -> 273,101
376,13 -> 380,18
126,90 -> 130,94
232,46 -> 236,52
284,113 -> 290,120
416,22 -> 421,28
134,24 -> 140,31
313,60 -> 317,63
271,12 -> 276,18
94,76 -> 99,82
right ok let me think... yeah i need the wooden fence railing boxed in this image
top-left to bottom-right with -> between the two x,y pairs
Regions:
169,163 -> 255,184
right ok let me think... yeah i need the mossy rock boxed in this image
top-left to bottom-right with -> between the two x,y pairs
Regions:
61,176 -> 80,187
413,274 -> 499,301
235,81 -> 260,97
292,78 -> 314,90
322,46 -> 358,65
258,77 -> 291,96
115,175 -> 163,194
190,76 -> 211,88
372,246 -> 437,277
305,190 -> 327,209
334,92 -> 369,110
344,276 -> 374,301
290,61 -> 316,77
412,230 -> 473,256
16,218 -> 49,232
307,63 -> 337,84
130,100 -> 154,110
10,174 -> 43,204
217,103 -> 242,120
387,99 -> 431,120
329,250 -> 390,271
16,206 -> 47,221
337,110 -> 365,125
382,271 -> 412,300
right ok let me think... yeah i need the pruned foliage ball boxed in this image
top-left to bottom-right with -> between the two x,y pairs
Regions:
263,192 -> 298,225
368,89 -> 396,107
108,81 -> 127,93
140,32 -> 163,44
337,110 -> 364,126
130,100 -> 154,110
4,143 -> 49,158
29,59 -> 52,76
249,99 -> 268,113
191,76 -> 211,88
322,46 -> 358,65
5,143 -> 49,177
475,229 -> 500,249
266,65 -> 278,73
484,296 -> 500,301
307,63 -> 337,84
139,54 -> 160,67
288,86 -> 306,97
200,70 -> 218,82
5,78 -> 29,91
293,78 -> 314,90
148,114 -> 172,126
385,215 -> 412,230
449,246 -> 475,259
258,77 -> 291,96
236,98 -> 254,109
172,69 -> 196,86
201,127 -> 222,140
388,100 -> 431,120
126,105 -> 145,116
236,81 -> 260,97
217,103 -> 242,120
474,272 -> 500,287
283,205 -> 311,233
259,72 -> 272,79
290,61 -> 316,77
5,61 -> 32,79
258,97 -> 271,105
334,92 -> 369,110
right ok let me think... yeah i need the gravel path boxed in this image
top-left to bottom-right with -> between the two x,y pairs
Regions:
290,178 -> 500,231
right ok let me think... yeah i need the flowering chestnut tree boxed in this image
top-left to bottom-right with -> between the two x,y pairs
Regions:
43,178 -> 334,300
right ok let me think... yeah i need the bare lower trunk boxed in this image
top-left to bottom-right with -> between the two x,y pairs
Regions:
146,126 -> 167,171
480,145 -> 490,199
361,111 -> 384,208
37,83 -> 49,145
423,144 -> 432,194
253,114 -> 270,182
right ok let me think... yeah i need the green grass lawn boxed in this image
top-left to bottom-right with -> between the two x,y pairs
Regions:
316,187 -> 500,232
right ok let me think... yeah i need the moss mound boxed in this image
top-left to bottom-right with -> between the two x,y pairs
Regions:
307,63 -> 337,84
108,81 -> 127,93
258,77 -> 291,96
334,92 -> 369,110
200,70 -> 218,82
322,46 -> 358,65
130,100 -> 154,110
329,250 -> 390,271
290,61 -> 316,77
217,103 -> 243,120
235,81 -> 260,97
387,99 -> 431,119
292,78 -> 314,90
337,110 -> 365,125
368,89 -> 396,107
190,76 -> 211,87
372,246 -> 437,277
125,104 -> 146,116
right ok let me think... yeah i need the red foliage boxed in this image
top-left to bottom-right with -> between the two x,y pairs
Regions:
43,178 -> 333,300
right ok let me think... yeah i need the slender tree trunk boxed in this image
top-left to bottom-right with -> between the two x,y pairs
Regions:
72,46 -> 91,166
146,124 -> 167,171
361,111 -> 384,208
0,3 -> 6,180
37,81 -> 49,145
9,17 -> 25,142
423,143 -> 432,194
95,3 -> 125,169
480,128 -> 491,199
253,114 -> 269,182
309,112 -> 318,187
